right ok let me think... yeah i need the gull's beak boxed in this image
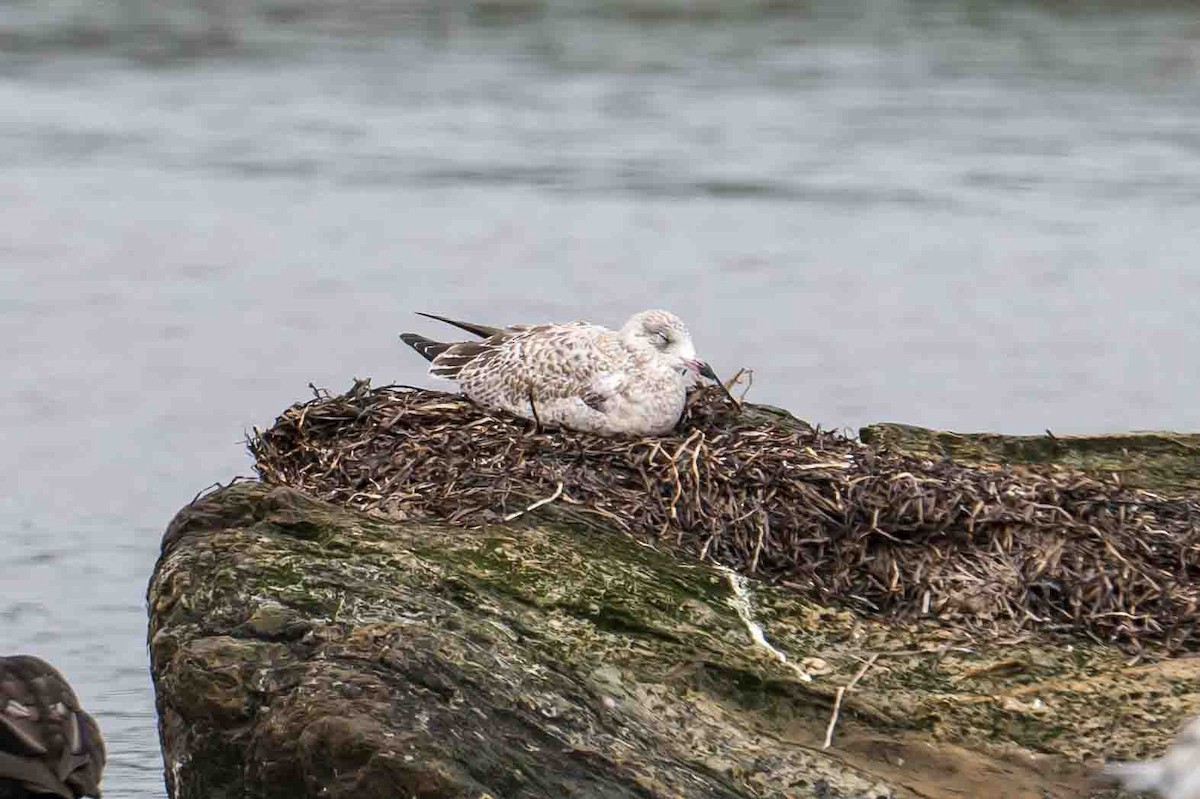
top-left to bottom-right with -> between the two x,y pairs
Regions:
685,359 -> 738,404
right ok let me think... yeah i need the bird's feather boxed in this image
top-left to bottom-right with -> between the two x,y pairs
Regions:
399,333 -> 452,363
414,312 -> 509,340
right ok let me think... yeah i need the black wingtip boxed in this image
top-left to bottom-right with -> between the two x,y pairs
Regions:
414,312 -> 505,340
400,333 -> 452,363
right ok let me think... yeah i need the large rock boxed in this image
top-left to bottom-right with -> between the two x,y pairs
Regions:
148,472 -> 1200,799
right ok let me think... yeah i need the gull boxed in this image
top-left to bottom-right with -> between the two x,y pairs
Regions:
1102,716 -> 1200,799
0,655 -> 106,799
400,309 -> 724,436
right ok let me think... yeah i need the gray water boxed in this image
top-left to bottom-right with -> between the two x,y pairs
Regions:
2,1 -> 1199,795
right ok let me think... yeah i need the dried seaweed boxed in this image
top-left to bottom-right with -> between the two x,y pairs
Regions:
248,381 -> 1200,652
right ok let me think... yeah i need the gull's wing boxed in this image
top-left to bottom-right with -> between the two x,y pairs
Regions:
403,315 -> 578,381
402,313 -> 529,374
441,321 -> 621,404
415,312 -> 536,340
581,371 -> 626,411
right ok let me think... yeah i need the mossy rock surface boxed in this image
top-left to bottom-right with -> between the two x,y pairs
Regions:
148,474 -> 1199,798
860,424 -> 1200,497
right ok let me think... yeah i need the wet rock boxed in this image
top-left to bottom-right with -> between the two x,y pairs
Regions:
147,475 -> 1198,799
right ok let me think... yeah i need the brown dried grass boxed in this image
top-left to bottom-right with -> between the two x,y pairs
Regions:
248,380 -> 1200,652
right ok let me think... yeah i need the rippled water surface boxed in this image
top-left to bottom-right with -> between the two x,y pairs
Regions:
3,1 -> 1199,794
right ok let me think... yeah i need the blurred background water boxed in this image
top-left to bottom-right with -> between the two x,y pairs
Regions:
2,0 -> 1199,794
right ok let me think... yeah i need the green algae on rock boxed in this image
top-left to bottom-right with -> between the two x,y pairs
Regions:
148,482 -> 1199,799
860,423 -> 1200,498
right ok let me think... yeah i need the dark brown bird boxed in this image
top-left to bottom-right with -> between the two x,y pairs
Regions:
0,656 -> 105,799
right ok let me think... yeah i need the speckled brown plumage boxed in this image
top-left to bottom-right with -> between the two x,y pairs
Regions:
401,310 -> 706,436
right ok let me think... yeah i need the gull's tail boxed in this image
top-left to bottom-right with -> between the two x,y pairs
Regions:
400,333 -> 453,363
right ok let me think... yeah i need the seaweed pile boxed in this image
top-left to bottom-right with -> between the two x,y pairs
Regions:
249,381 -> 1200,652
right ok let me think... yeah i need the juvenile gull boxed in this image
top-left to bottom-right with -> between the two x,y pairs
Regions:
400,309 -> 718,436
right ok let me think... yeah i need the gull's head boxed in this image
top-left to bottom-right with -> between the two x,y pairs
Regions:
620,309 -> 709,377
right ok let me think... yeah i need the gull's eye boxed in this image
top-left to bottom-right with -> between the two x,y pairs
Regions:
651,331 -> 670,348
